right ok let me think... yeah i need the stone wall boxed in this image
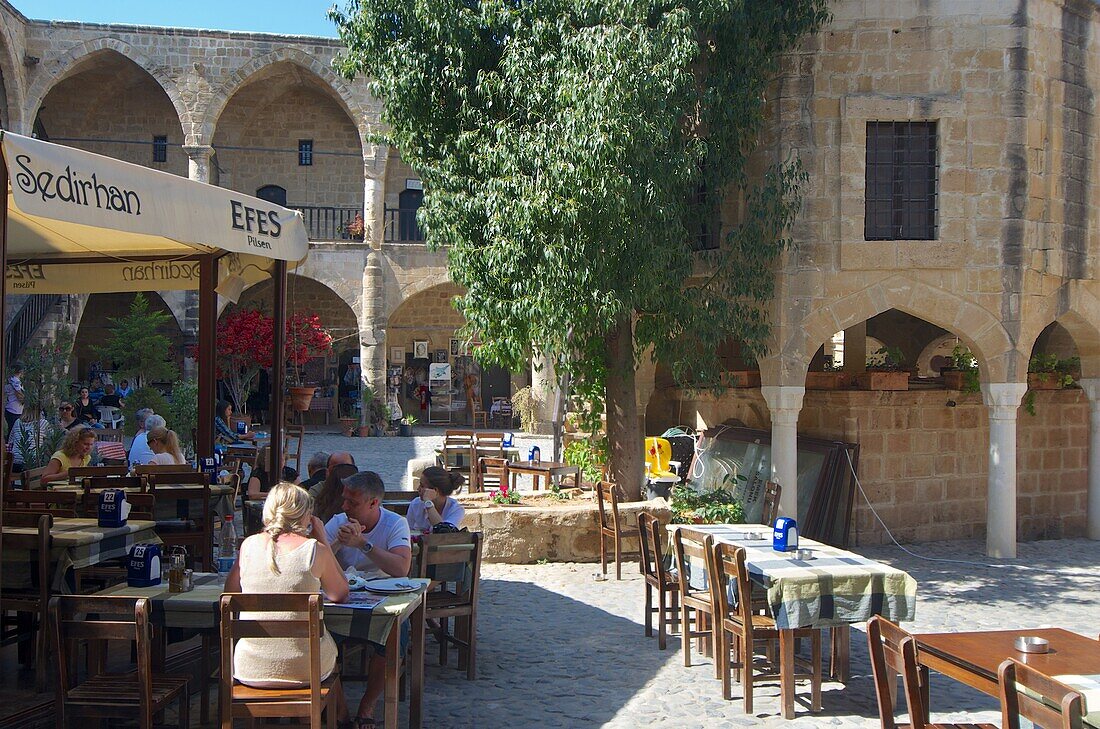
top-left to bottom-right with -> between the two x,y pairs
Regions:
651,387 -> 1088,546
385,281 -> 466,354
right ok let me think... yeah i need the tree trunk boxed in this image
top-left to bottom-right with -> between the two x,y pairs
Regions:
605,314 -> 644,500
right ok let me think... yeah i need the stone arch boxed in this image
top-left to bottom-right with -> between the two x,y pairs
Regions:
790,276 -> 1016,383
73,291 -> 185,383
25,39 -> 191,138
390,271 -> 455,319
200,48 -> 368,147
0,20 -> 25,132
1019,282 -> 1100,378
223,273 -> 361,353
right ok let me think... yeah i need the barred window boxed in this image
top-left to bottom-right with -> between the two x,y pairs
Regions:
152,135 -> 168,163
298,139 -> 313,166
865,121 -> 938,240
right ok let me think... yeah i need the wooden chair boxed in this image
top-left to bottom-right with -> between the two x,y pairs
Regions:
68,464 -> 129,484
148,472 -> 214,571
383,490 -> 420,517
219,593 -> 342,729
867,616 -> 996,729
4,489 -> 80,517
475,457 -> 508,495
437,430 -> 474,477
637,512 -> 679,650
1,513 -> 52,691
51,595 -> 190,729
760,481 -> 781,527
671,526 -> 718,674
999,659 -> 1085,729
81,475 -> 146,494
134,463 -> 198,477
596,480 -> 640,580
95,428 -> 126,443
20,465 -> 47,489
284,424 -> 305,472
711,542 -> 822,712
471,433 -> 505,490
470,400 -> 488,429
416,531 -> 484,679
490,398 -> 513,429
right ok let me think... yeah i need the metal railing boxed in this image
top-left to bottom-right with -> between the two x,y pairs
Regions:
384,207 -> 425,243
290,205 -> 361,241
5,294 -> 62,364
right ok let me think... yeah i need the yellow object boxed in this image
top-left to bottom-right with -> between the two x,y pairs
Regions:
645,437 -> 679,481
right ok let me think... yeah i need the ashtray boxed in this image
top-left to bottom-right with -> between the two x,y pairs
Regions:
795,548 -> 814,560
1014,636 -> 1049,654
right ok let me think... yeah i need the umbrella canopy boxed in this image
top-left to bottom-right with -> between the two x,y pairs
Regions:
1,130 -> 309,292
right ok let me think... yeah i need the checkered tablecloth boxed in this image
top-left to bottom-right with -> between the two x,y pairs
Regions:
2,517 -> 161,592
95,441 -> 128,461
97,573 -> 429,646
672,524 -> 917,629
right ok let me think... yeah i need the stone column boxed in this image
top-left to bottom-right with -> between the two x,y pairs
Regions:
361,250 -> 387,404
1079,378 -> 1100,540
760,385 -> 805,518
531,352 -> 558,435
364,166 -> 385,250
981,382 -> 1027,558
183,145 -> 214,184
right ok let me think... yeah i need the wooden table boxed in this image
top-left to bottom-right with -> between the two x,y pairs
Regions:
507,461 -> 581,491
672,525 -> 917,719
916,628 -> 1100,727
98,572 -> 428,729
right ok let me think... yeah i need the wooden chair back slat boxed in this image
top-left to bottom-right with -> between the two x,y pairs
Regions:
95,428 -> 125,443
83,475 -> 146,494
20,465 -> 47,489
133,463 -> 198,476
5,489 -> 80,516
68,465 -> 130,484
866,616 -> 931,729
999,659 -> 1085,729
638,512 -> 658,580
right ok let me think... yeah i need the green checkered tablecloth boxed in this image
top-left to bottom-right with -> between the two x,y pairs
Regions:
2,517 -> 161,592
49,483 -> 236,518
672,524 -> 917,629
97,573 -> 429,647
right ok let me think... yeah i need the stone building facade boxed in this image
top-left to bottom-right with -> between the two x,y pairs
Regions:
4,0 -> 1100,554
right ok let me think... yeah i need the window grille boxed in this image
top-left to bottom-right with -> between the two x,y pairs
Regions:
865,121 -> 938,240
298,139 -> 314,166
152,135 -> 168,163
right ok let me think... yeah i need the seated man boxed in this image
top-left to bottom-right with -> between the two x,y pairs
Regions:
299,450 -> 330,493
324,471 -> 411,726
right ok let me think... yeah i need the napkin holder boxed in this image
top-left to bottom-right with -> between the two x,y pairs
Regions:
97,488 -> 130,528
773,516 -> 799,552
527,445 -> 541,463
127,543 -> 162,587
200,456 -> 218,482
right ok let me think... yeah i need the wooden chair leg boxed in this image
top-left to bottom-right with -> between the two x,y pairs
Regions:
721,627 -> 733,701
439,616 -> 449,667
681,605 -> 693,667
466,613 -> 477,680
744,634 -> 754,714
670,591 -> 680,633
614,535 -> 622,580
178,686 -> 190,729
599,529 -> 608,576
656,587 -> 666,650
811,631 -> 822,711
644,582 -> 653,638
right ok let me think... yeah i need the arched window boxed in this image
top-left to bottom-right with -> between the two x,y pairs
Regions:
256,185 -> 287,207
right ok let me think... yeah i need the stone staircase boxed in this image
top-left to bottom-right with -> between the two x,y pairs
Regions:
4,294 -> 69,363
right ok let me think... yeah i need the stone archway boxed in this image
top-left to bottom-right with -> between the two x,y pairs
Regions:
0,21 -> 25,132
73,292 -> 184,385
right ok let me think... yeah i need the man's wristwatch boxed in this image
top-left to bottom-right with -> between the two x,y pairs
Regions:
363,541 -> 374,554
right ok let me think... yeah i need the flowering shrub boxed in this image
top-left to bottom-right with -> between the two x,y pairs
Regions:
489,482 -> 521,505
286,313 -> 333,386
345,212 -> 365,240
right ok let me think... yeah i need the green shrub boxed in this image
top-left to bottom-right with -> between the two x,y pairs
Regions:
563,438 -> 606,485
670,485 -> 745,524
510,386 -> 540,433
123,386 -> 168,437
163,379 -> 198,454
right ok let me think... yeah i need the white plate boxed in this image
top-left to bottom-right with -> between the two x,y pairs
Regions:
364,578 -> 419,594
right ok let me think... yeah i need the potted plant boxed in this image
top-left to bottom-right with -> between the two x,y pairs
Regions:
806,360 -> 850,390
854,346 -> 910,391
1027,353 -> 1076,390
399,414 -> 417,437
286,313 -> 333,411
942,344 -> 980,392
338,398 -> 357,437
345,212 -> 365,241
669,485 -> 745,524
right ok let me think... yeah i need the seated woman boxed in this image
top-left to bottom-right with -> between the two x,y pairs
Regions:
74,387 -> 104,429
215,400 -> 253,445
223,482 -> 350,711
247,445 -> 275,500
407,466 -> 466,535
146,426 -> 187,465
40,426 -> 96,485
312,462 -> 358,523
57,401 -> 79,430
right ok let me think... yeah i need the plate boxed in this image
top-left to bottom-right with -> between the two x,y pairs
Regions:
364,578 -> 420,594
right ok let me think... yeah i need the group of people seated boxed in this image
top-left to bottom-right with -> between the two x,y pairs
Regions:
226,455 -> 467,728
57,378 -> 132,430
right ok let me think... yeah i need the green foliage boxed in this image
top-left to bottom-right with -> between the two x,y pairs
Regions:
12,421 -> 64,469
950,344 -> 981,394
94,293 -> 177,388
19,327 -> 75,421
330,0 -> 831,474
563,438 -> 607,485
510,386 -> 540,433
1024,353 -> 1078,416
402,414 -> 419,426
489,482 -> 522,505
163,379 -> 198,454
866,346 -> 906,372
670,484 -> 744,524
122,386 -> 168,437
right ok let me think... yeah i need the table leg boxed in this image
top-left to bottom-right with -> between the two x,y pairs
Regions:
410,599 -> 425,729
780,629 -> 795,720
384,624 -> 400,729
832,625 -> 850,683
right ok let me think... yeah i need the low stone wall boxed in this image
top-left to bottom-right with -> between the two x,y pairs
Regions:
456,494 -> 672,563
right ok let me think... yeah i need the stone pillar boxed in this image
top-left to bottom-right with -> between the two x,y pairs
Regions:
1079,378 -> 1100,540
842,321 -> 867,372
760,385 -> 805,518
531,352 -> 558,435
183,145 -> 214,184
981,382 -> 1027,558
364,167 -> 385,250
361,250 -> 387,406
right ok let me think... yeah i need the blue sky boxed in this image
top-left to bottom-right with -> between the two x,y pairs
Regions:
22,1 -> 343,38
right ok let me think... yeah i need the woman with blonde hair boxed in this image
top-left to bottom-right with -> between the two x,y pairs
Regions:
224,482 -> 350,708
146,426 -> 186,465
40,426 -> 96,485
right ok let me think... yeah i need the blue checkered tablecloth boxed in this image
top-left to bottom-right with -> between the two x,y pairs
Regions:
671,524 -> 917,629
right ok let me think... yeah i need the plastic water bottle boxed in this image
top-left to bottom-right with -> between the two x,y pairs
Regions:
218,514 -> 238,572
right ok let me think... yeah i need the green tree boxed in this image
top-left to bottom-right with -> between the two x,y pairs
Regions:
94,293 -> 178,389
332,0 -> 829,497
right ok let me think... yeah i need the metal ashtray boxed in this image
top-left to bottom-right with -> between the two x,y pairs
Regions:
1014,636 -> 1050,654
796,548 -> 814,560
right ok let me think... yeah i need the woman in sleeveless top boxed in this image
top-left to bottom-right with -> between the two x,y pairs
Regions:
224,482 -> 352,721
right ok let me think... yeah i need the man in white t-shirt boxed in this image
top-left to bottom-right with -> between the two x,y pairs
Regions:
323,470 -> 412,724
128,412 -> 162,466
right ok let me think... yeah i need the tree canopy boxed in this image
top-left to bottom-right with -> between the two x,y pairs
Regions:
332,0 -> 830,495
95,293 -> 178,389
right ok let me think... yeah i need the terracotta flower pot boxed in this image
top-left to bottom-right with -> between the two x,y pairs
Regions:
1027,372 -> 1064,390
806,372 -> 850,390
357,425 -> 371,437
942,371 -> 966,390
338,417 -> 356,437
289,386 -> 316,411
853,371 -> 909,391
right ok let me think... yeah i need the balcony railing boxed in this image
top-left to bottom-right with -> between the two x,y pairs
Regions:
291,205 -> 360,241
384,207 -> 425,243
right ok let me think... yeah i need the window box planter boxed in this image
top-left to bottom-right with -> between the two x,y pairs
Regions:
806,372 -> 850,390
1027,372 -> 1064,390
942,371 -> 966,390
853,371 -> 909,391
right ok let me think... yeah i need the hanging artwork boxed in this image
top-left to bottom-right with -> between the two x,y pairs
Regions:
434,349 -> 448,363
390,346 -> 405,363
413,340 -> 429,359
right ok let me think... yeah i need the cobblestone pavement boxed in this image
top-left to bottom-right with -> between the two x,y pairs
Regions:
337,538 -> 1100,728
